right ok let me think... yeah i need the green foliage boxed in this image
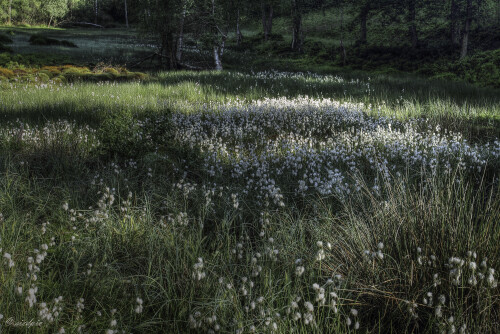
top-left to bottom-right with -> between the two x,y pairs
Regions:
42,0 -> 69,23
98,109 -> 172,158
98,110 -> 142,158
449,50 -> 500,88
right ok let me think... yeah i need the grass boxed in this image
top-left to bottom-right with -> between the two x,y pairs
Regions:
0,27 -> 499,333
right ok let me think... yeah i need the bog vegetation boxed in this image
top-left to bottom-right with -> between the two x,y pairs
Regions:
0,1 -> 499,333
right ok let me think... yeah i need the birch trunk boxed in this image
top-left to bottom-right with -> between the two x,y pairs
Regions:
8,0 -> 12,25
212,0 -> 224,70
214,46 -> 223,70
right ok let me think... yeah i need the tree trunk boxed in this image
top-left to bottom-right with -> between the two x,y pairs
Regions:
236,8 -> 242,45
48,16 -> 53,28
161,31 -> 177,70
176,4 -> 187,62
214,46 -> 223,70
450,0 -> 459,45
124,0 -> 129,28
291,0 -> 302,51
262,3 -> 273,40
266,6 -> 273,38
460,0 -> 472,59
408,0 -> 417,48
360,5 -> 368,44
212,0 -> 224,70
8,0 -> 12,25
220,34 -> 226,56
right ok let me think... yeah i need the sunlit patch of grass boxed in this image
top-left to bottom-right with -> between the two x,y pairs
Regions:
0,69 -> 498,333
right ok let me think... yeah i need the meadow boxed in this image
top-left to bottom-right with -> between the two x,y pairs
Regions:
0,30 -> 499,333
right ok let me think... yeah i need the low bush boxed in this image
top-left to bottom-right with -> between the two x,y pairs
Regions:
97,110 -> 171,158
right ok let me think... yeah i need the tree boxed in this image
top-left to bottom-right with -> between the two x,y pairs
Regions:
236,6 -> 242,45
137,0 -> 185,69
42,0 -> 69,26
261,0 -> 274,40
206,0 -> 229,70
8,0 -> 12,25
176,0 -> 190,62
358,1 -> 370,44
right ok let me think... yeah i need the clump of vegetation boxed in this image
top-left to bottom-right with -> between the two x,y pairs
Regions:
448,49 -> 500,88
0,63 -> 147,85
29,35 -> 78,48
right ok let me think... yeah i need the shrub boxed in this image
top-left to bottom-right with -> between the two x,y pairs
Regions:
448,49 -> 500,88
97,111 -> 143,158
